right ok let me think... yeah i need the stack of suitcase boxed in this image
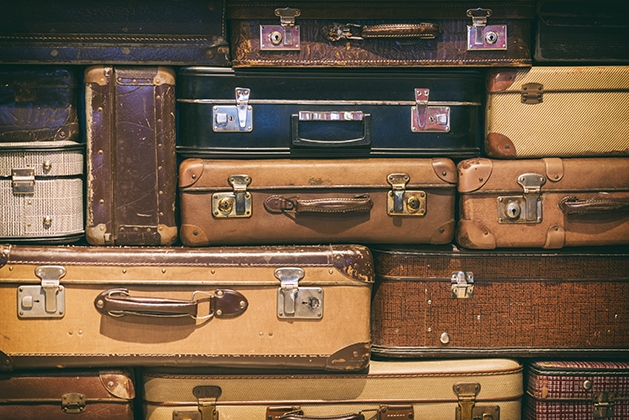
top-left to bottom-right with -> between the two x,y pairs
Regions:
0,0 -> 628,419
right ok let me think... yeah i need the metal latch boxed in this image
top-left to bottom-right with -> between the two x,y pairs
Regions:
521,83 -> 544,105
387,173 -> 426,217
466,8 -> 507,50
172,386 -> 221,420
451,272 -> 474,299
266,406 -> 303,420
276,267 -> 323,319
593,392 -> 615,418
498,173 -> 546,224
411,88 -> 450,132
18,265 -> 66,318
12,168 -> 35,194
378,405 -> 414,420
212,175 -> 252,218
260,7 -> 301,50
62,393 -> 86,414
213,87 -> 252,132
454,383 -> 501,420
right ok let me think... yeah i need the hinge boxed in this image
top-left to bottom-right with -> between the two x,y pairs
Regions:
497,173 -> 546,224
260,7 -> 301,50
411,88 -> 450,132
62,393 -> 86,414
454,383 -> 500,420
593,392 -> 615,418
18,265 -> 66,318
451,272 -> 474,299
276,267 -> 323,319
466,8 -> 507,50
521,83 -> 544,105
212,175 -> 252,218
11,168 -> 35,194
387,173 -> 426,217
213,87 -> 252,132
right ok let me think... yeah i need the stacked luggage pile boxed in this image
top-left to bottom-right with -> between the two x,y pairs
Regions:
0,0 -> 628,419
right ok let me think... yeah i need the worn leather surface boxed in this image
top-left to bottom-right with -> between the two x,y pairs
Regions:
0,67 -> 78,141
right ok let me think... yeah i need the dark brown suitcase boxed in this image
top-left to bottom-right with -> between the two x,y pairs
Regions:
228,0 -> 533,68
85,66 -> 177,246
525,361 -> 629,419
370,245 -> 629,358
0,369 -> 135,420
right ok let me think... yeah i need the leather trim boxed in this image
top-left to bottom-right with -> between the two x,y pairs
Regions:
155,67 -> 175,86
457,158 -> 493,193
100,370 -> 136,399
332,245 -> 374,283
430,220 -> 455,244
325,342 -> 370,371
544,225 -> 566,249
485,132 -> 517,158
85,224 -> 111,245
157,224 -> 178,245
456,220 -> 496,249
180,224 -> 210,247
179,158 -> 205,188
543,157 -> 564,182
431,158 -> 457,184
84,66 -> 109,86
0,244 -> 10,268
0,351 -> 12,371
487,69 -> 518,92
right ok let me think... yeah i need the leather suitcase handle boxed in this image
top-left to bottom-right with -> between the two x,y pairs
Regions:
291,113 -> 371,148
282,414 -> 364,420
94,288 -> 248,320
559,196 -> 629,216
264,195 -> 373,214
322,22 -> 439,41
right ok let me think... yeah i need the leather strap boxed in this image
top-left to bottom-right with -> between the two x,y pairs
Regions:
282,414 -> 364,420
559,196 -> 629,215
322,22 -> 439,41
264,195 -> 373,214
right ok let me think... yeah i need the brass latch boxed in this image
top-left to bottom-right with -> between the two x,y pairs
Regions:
18,265 -> 66,318
260,7 -> 301,50
387,173 -> 426,217
62,393 -> 86,414
593,392 -> 615,418
451,272 -> 474,299
276,267 -> 323,319
12,168 -> 35,194
213,87 -> 252,132
174,386 -> 222,420
521,83 -> 544,105
212,175 -> 252,218
454,383 -> 500,420
411,88 -> 450,132
498,173 -> 546,224
466,8 -> 507,50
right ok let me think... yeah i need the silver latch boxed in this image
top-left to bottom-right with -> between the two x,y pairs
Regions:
454,383 -> 500,420
62,393 -> 86,414
466,8 -> 507,51
276,267 -> 323,319
498,173 -> 546,224
411,88 -> 450,132
593,392 -> 615,418
387,173 -> 426,217
260,7 -> 301,51
213,88 -> 252,132
18,266 -> 66,318
451,272 -> 474,299
212,175 -> 252,218
12,168 -> 35,194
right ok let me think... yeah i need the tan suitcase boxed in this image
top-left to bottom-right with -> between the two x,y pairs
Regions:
456,157 -> 629,249
142,359 -> 523,420
0,243 -> 372,371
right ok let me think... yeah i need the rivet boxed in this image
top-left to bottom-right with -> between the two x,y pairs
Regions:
216,290 -> 223,296
191,174 -> 196,179
442,171 -> 447,176
427,327 -> 432,332
99,199 -> 105,204
479,177 -> 483,182
122,269 -> 127,274
50,49 -> 58,56
427,300 -> 432,305
583,380 -> 593,390
162,269 -> 166,274
216,309 -> 223,316
239,301 -> 246,308
121,47 -> 131,54
440,332 -> 451,344
96,299 -> 104,308
211,269 -> 215,274
329,269 -> 333,274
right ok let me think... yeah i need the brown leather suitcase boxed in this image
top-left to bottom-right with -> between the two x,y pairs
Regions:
178,158 -> 457,246
228,0 -> 533,68
0,368 -> 135,420
0,243 -> 372,371
370,245 -> 629,359
456,157 -> 629,249
85,66 -> 177,246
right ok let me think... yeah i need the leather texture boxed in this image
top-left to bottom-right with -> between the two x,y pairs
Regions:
0,67 -> 78,142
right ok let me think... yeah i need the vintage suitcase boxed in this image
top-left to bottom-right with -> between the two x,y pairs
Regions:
0,141 -> 84,243
142,359 -> 523,420
535,0 -> 629,63
178,157 -> 457,246
525,361 -> 629,419
177,67 -> 482,158
0,0 -> 229,65
456,157 -> 629,249
85,66 -> 177,246
370,245 -> 629,358
485,66 -> 629,158
227,0 -> 533,68
0,243 -> 373,371
0,67 -> 78,142
0,368 -> 135,420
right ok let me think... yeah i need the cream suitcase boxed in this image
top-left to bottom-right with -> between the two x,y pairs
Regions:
142,359 -> 523,420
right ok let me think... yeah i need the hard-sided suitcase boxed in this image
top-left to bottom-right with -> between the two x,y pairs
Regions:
178,157 -> 457,246
485,66 -> 629,158
0,141 -> 84,243
142,359 -> 523,420
456,157 -> 629,249
85,66 -> 177,246
535,0 -> 629,63
525,361 -> 629,419
227,0 -> 533,68
0,67 -> 78,142
177,67 -> 482,158
0,0 -> 229,65
0,369 -> 135,420
0,243 -> 373,371
370,246 -> 629,358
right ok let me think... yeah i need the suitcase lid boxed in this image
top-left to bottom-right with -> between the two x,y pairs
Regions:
0,141 -> 84,179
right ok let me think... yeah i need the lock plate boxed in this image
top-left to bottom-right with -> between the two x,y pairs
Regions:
18,265 -> 66,318
213,88 -> 252,132
498,173 -> 545,224
276,267 -> 324,319
260,7 -> 301,50
12,168 -> 35,194
411,88 -> 450,132
451,272 -> 474,299
387,173 -> 426,217
466,8 -> 507,51
212,175 -> 252,218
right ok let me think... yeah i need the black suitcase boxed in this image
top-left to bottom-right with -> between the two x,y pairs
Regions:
176,67 -> 482,158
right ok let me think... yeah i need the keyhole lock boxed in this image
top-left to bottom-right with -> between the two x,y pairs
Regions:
269,30 -> 283,45
407,195 -> 420,212
506,202 -> 521,219
485,31 -> 498,44
218,197 -> 234,213
307,297 -> 321,309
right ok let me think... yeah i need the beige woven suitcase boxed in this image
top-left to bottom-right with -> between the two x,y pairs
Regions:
485,66 -> 629,158
142,359 -> 523,420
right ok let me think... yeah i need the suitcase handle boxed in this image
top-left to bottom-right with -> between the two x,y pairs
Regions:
291,112 -> 371,148
322,22 -> 439,41
94,288 -> 248,320
264,194 -> 373,214
559,196 -> 629,216
281,414 -> 364,420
